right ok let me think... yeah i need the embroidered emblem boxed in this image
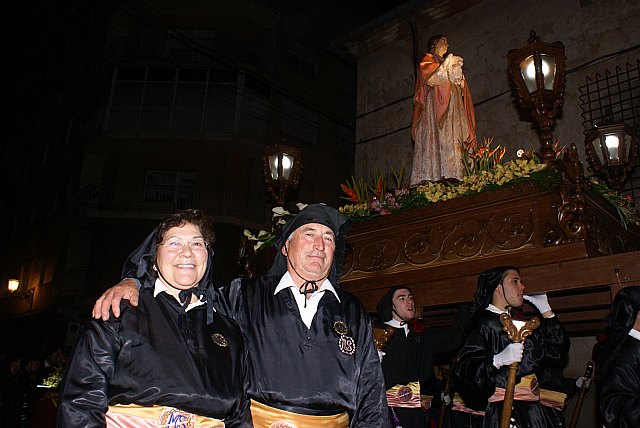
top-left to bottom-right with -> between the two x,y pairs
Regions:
338,335 -> 356,355
211,333 -> 228,347
421,398 -> 432,410
530,377 -> 540,396
333,320 -> 349,335
269,421 -> 298,428
159,408 -> 195,428
397,386 -> 413,402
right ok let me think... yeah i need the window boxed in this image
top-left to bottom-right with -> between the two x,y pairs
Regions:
106,66 -> 237,133
286,43 -> 318,77
166,30 -> 214,62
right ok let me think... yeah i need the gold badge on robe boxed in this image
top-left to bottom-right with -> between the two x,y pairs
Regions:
211,333 -> 228,347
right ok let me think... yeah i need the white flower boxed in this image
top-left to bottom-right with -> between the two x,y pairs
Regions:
272,206 -> 289,217
257,229 -> 271,238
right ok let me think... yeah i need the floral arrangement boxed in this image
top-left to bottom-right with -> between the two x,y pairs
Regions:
339,138 -> 558,222
243,203 -> 307,251
589,177 -> 640,229
340,164 -> 412,217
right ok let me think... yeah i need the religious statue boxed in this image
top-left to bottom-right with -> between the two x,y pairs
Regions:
410,34 -> 476,185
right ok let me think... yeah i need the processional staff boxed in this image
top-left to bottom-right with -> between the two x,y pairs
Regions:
437,361 -> 453,428
568,360 -> 594,428
498,313 -> 540,428
373,325 -> 395,351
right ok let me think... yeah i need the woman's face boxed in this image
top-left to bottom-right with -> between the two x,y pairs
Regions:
156,222 -> 208,290
433,37 -> 449,55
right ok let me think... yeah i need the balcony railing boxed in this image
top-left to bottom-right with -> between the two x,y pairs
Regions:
75,183 -> 266,225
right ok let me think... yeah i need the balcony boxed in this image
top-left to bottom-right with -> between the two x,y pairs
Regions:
75,183 -> 266,227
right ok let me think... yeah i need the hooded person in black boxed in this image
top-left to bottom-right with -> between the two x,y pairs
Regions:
597,286 -> 640,427
58,209 -> 248,427
375,286 -> 468,427
452,266 -> 568,428
90,203 -> 389,428
213,203 -> 388,427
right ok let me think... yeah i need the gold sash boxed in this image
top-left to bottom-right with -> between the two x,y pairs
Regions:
249,399 -> 349,428
106,404 -> 224,427
386,381 -> 432,409
451,393 -> 486,416
488,374 -> 540,403
539,388 -> 567,410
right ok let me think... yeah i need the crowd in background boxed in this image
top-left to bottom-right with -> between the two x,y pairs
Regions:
0,347 -> 66,427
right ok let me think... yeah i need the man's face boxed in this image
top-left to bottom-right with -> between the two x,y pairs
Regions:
391,288 -> 415,321
494,269 -> 525,308
283,223 -> 335,283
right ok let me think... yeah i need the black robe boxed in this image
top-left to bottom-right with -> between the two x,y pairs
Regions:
453,310 -> 568,428
213,275 -> 389,427
378,307 -> 468,428
57,289 -> 248,427
535,364 -> 579,427
598,335 -> 640,427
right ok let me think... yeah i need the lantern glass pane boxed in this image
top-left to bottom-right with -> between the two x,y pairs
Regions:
519,55 -> 537,93
540,54 -> 556,90
605,133 -> 620,161
281,153 -> 293,180
268,153 -> 294,180
268,154 -> 279,180
593,137 -> 605,165
624,134 -> 633,160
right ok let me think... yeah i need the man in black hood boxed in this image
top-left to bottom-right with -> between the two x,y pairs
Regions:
452,266 -> 569,428
91,203 -> 388,427
597,285 -> 640,427
375,286 -> 468,427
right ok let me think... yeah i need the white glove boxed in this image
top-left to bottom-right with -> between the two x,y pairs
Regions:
493,342 -> 524,369
441,393 -> 451,406
576,376 -> 592,389
523,294 -> 552,314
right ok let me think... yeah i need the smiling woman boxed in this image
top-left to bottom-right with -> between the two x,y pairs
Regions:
57,209 -> 249,427
155,223 -> 209,302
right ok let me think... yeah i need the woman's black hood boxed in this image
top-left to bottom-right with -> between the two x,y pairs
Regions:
267,203 -> 351,287
121,224 -> 215,299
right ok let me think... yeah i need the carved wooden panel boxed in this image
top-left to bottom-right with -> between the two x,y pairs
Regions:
343,184 -> 558,282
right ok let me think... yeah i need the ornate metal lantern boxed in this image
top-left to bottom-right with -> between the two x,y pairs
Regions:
7,278 -> 34,310
584,117 -> 638,190
508,31 -> 566,162
262,136 -> 303,206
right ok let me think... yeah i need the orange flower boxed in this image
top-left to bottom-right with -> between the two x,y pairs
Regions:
340,184 -> 359,203
374,176 -> 384,200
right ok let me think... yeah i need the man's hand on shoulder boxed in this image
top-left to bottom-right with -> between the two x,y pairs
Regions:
92,279 -> 140,321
